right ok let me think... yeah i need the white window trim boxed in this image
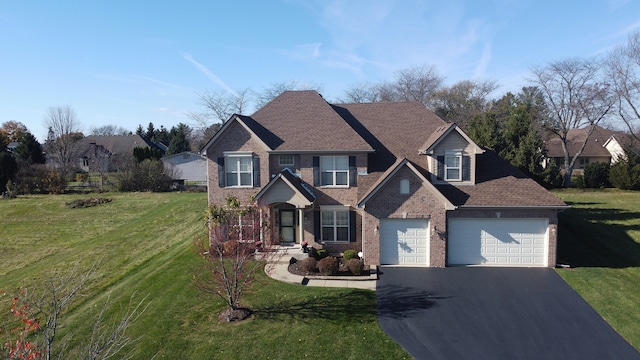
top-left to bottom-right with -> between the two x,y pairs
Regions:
320,156 -> 349,187
320,206 -> 350,243
444,151 -> 462,182
225,154 -> 253,188
279,155 -> 294,167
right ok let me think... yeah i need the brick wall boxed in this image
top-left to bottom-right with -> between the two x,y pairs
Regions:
361,166 -> 448,267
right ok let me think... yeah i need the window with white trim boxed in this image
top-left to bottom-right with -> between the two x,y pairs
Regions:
320,156 -> 349,186
321,210 -> 349,242
226,156 -> 253,187
444,152 -> 462,181
279,155 -> 294,166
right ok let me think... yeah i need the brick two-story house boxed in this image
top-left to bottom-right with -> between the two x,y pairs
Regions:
202,90 -> 567,267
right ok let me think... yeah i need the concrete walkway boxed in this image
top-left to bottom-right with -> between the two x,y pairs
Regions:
265,245 -> 377,291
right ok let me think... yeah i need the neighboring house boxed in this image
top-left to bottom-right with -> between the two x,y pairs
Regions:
544,125 -> 636,173
76,135 -> 162,173
161,151 -> 207,185
202,90 -> 567,268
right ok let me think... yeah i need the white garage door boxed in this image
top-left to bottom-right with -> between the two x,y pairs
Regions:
380,219 -> 429,266
448,218 -> 548,267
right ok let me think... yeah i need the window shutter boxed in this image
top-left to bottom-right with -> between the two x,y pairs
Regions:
349,156 -> 357,186
217,157 -> 225,188
253,156 -> 260,187
313,210 -> 321,241
349,211 -> 356,242
437,156 -> 444,180
313,156 -> 320,186
462,156 -> 471,181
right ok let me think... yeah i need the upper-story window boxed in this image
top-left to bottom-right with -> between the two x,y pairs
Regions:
320,156 -> 349,186
279,155 -> 294,167
444,152 -> 462,181
217,152 -> 260,188
313,155 -> 357,187
437,151 -> 470,183
226,156 -> 253,186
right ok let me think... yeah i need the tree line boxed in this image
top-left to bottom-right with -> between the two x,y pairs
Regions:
3,31 -> 640,194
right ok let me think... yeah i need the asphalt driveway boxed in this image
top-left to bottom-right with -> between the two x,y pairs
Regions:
377,267 -> 640,360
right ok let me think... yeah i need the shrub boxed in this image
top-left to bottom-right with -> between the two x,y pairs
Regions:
346,258 -> 364,275
317,256 -> 339,276
584,162 -> 611,188
300,257 -> 318,273
313,248 -> 329,260
343,249 -> 359,260
572,175 -> 585,189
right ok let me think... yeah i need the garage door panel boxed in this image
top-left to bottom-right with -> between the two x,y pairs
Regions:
380,219 -> 429,266
449,219 -> 548,267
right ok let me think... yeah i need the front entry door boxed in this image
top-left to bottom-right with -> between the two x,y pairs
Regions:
280,210 -> 295,243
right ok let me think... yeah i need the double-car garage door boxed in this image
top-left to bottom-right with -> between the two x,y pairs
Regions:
379,217 -> 549,267
448,218 -> 548,267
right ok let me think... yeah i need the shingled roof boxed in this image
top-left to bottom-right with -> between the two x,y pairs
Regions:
250,90 -> 373,152
545,125 -> 624,158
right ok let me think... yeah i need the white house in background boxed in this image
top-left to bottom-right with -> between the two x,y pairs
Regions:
162,151 -> 207,185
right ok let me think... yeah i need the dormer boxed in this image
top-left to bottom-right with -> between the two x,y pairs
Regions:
420,124 -> 484,185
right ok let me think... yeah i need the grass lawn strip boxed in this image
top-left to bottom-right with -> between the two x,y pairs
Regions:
0,193 -> 409,359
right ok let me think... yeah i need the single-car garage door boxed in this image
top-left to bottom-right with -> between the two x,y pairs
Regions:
448,218 -> 548,266
380,219 -> 429,266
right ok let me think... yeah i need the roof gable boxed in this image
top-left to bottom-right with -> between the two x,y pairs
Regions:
254,168 -> 315,207
201,114 -> 273,155
358,158 -> 456,210
420,123 -> 483,155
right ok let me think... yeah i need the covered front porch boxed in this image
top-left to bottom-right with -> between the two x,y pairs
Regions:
255,169 -> 316,246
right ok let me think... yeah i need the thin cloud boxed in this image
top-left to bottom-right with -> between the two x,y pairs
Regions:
182,53 -> 238,97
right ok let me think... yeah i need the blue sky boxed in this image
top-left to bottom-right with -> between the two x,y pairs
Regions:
2,0 -> 640,141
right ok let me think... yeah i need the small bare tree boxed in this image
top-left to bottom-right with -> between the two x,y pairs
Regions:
432,79 -> 499,127
43,105 -> 83,182
530,57 -> 615,187
2,264 -> 147,360
194,196 -> 277,322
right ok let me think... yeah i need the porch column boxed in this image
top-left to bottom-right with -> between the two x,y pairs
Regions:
298,208 -> 304,244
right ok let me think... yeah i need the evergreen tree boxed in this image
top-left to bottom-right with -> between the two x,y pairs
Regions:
166,123 -> 191,155
14,132 -> 46,164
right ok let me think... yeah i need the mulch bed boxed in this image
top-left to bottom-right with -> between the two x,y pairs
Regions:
288,257 -> 370,277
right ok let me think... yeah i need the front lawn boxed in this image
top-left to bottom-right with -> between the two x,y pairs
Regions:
0,193 -> 408,359
554,189 -> 640,350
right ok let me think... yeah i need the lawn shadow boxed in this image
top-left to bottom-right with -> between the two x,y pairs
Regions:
252,289 -> 378,322
558,205 -> 640,268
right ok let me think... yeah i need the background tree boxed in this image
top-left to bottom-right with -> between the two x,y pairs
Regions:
42,105 -> 83,182
14,131 -> 46,165
194,196 -> 277,322
466,88 -> 549,182
607,30 -> 640,141
609,145 -> 640,189
1,120 -> 29,142
89,124 -> 130,136
342,64 -> 443,107
432,79 -> 498,128
0,150 -> 18,192
166,123 -> 191,155
529,57 -> 615,187
253,80 -> 319,108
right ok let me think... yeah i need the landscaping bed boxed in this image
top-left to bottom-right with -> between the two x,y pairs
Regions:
288,255 -> 370,277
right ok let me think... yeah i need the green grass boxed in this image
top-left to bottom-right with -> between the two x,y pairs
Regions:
0,193 -> 408,359
554,188 -> 640,350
